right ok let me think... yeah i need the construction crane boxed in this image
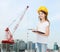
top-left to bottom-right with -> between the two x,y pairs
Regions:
1,6 -> 29,44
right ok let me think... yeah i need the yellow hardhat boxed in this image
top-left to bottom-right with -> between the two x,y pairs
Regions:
37,6 -> 48,15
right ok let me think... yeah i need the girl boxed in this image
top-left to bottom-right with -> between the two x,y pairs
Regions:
32,6 -> 50,52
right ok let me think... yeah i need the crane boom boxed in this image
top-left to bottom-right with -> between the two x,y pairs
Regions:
13,6 -> 29,33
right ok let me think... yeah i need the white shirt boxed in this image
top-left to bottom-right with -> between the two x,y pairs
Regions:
36,21 -> 49,44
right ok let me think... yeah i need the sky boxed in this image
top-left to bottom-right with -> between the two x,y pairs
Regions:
0,0 -> 60,49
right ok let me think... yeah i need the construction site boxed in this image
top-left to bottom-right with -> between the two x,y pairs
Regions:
0,6 -> 59,52
0,6 -> 37,52
0,0 -> 60,52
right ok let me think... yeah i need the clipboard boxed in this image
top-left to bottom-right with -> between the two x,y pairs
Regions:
32,30 -> 45,34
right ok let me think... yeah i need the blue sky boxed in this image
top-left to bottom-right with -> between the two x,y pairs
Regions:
0,0 -> 60,49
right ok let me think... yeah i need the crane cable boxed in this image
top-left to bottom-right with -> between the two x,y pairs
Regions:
7,6 -> 29,33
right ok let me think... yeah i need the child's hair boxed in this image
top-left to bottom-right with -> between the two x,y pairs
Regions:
40,10 -> 49,22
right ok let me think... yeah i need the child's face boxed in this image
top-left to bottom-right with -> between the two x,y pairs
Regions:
39,11 -> 46,20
